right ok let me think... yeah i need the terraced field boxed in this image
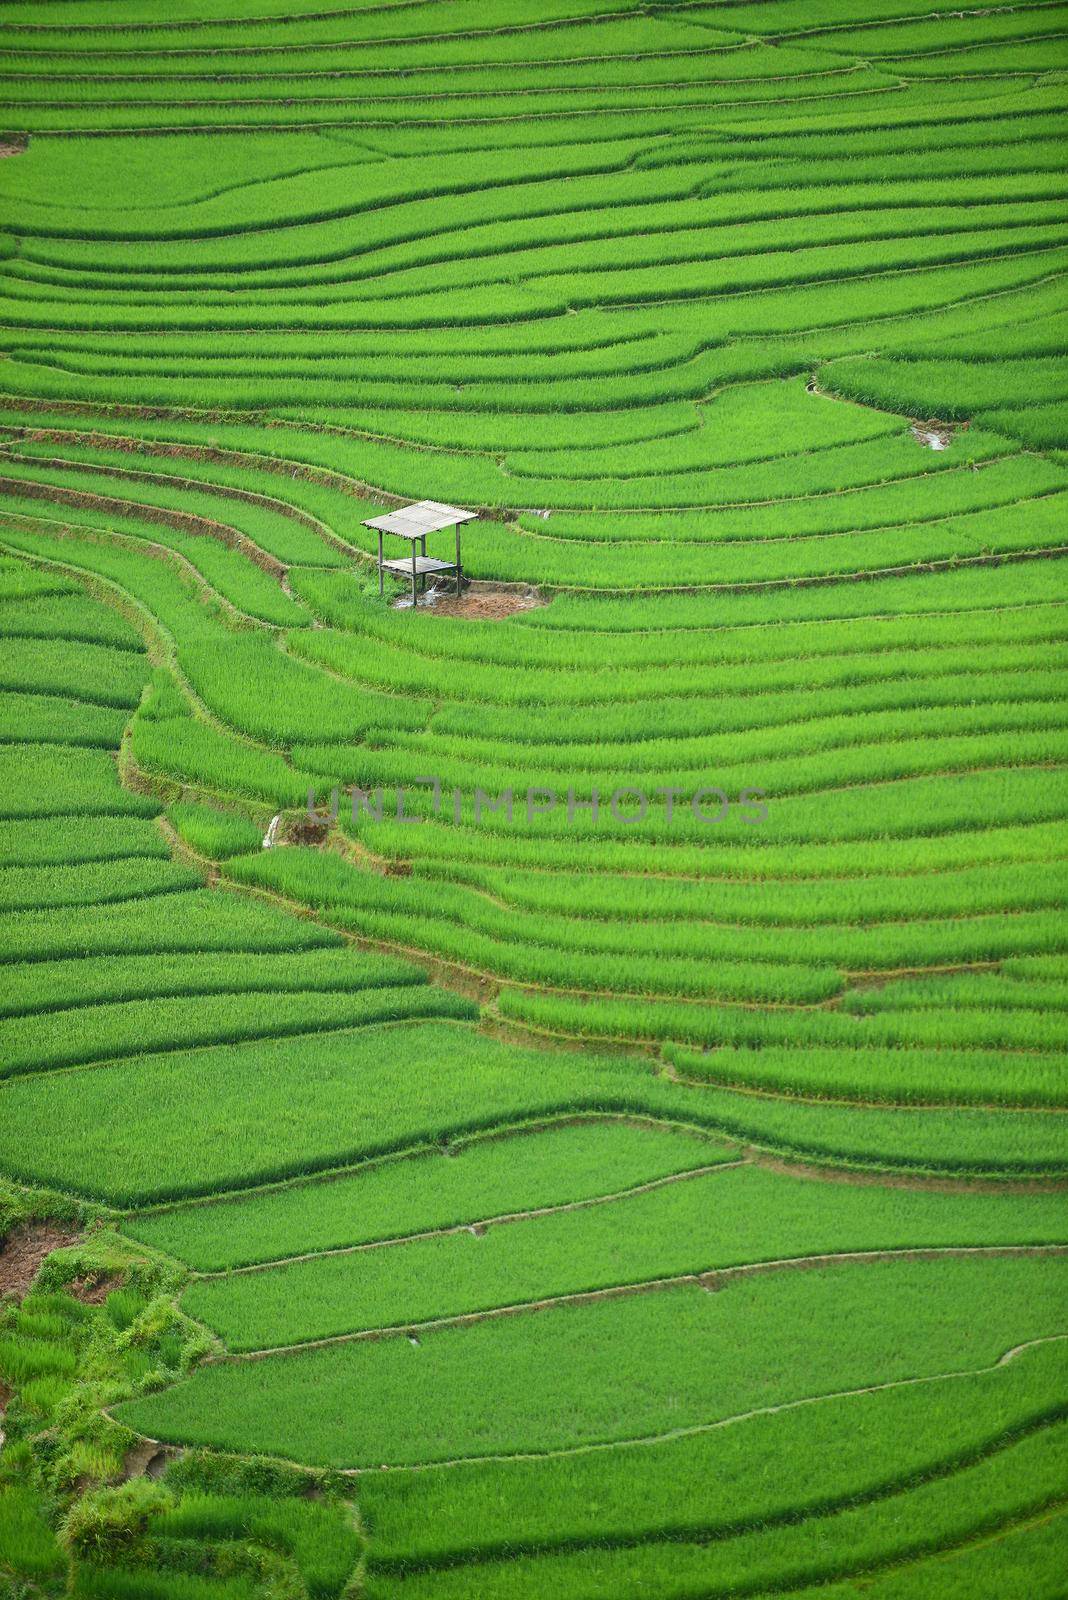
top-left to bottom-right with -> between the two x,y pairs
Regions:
0,1 -> 1066,1596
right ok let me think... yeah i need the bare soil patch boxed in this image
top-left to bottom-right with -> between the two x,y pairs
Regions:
0,1223 -> 79,1298
285,814 -> 331,847
910,418 -> 966,451
396,582 -> 545,620
0,140 -> 26,160
122,1439 -> 176,1481
67,1271 -> 123,1306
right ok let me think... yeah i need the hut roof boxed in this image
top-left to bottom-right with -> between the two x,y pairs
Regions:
364,500 -> 477,541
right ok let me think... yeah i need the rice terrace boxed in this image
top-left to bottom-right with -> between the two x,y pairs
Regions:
0,0 -> 1067,1595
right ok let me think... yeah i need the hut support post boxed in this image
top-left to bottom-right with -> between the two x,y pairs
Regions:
363,503 -> 476,613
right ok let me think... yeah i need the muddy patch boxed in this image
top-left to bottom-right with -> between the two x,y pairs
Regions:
0,139 -> 26,160
911,418 -> 964,451
261,814 -> 331,850
285,814 -> 331,847
67,1271 -> 123,1306
394,582 -> 545,620
0,1223 -> 80,1298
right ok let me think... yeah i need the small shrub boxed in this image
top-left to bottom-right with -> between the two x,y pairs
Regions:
59,1480 -> 175,1564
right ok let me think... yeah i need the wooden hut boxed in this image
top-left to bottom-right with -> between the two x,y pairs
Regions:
365,500 -> 477,605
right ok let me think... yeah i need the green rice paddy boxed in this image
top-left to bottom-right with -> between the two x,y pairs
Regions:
0,1 -> 1065,1595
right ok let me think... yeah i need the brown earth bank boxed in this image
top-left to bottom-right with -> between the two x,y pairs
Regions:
0,1221 -> 79,1298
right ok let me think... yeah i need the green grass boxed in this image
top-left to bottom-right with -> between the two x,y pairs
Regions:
168,536 -> 309,627
0,689 -> 128,748
0,1334 -> 79,1387
151,1493 -> 360,1600
221,843 -> 1068,1031
0,587 -> 143,649
628,1077 -> 1068,1178
116,1255 -> 1068,1466
180,1161 -> 1068,1351
496,993 -> 1068,1107
223,847 -> 843,1006
132,703 -> 321,810
166,800 -> 264,860
0,946 -> 426,1022
778,1510 -> 1068,1600
358,1422 -> 1068,1597
0,1483 -> 65,1582
0,857 -> 198,913
0,452 -> 343,578
0,743 -> 159,821
123,1120 -> 732,1271
0,885 -> 342,962
0,819 -> 171,870
826,354 -> 1068,419
357,1336 -> 1068,1568
453,855 -> 1068,926
0,983 -> 473,1080
1,10 -> 1066,1595
72,1570 -> 262,1600
0,633 -> 147,708
0,1020 -> 653,1204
